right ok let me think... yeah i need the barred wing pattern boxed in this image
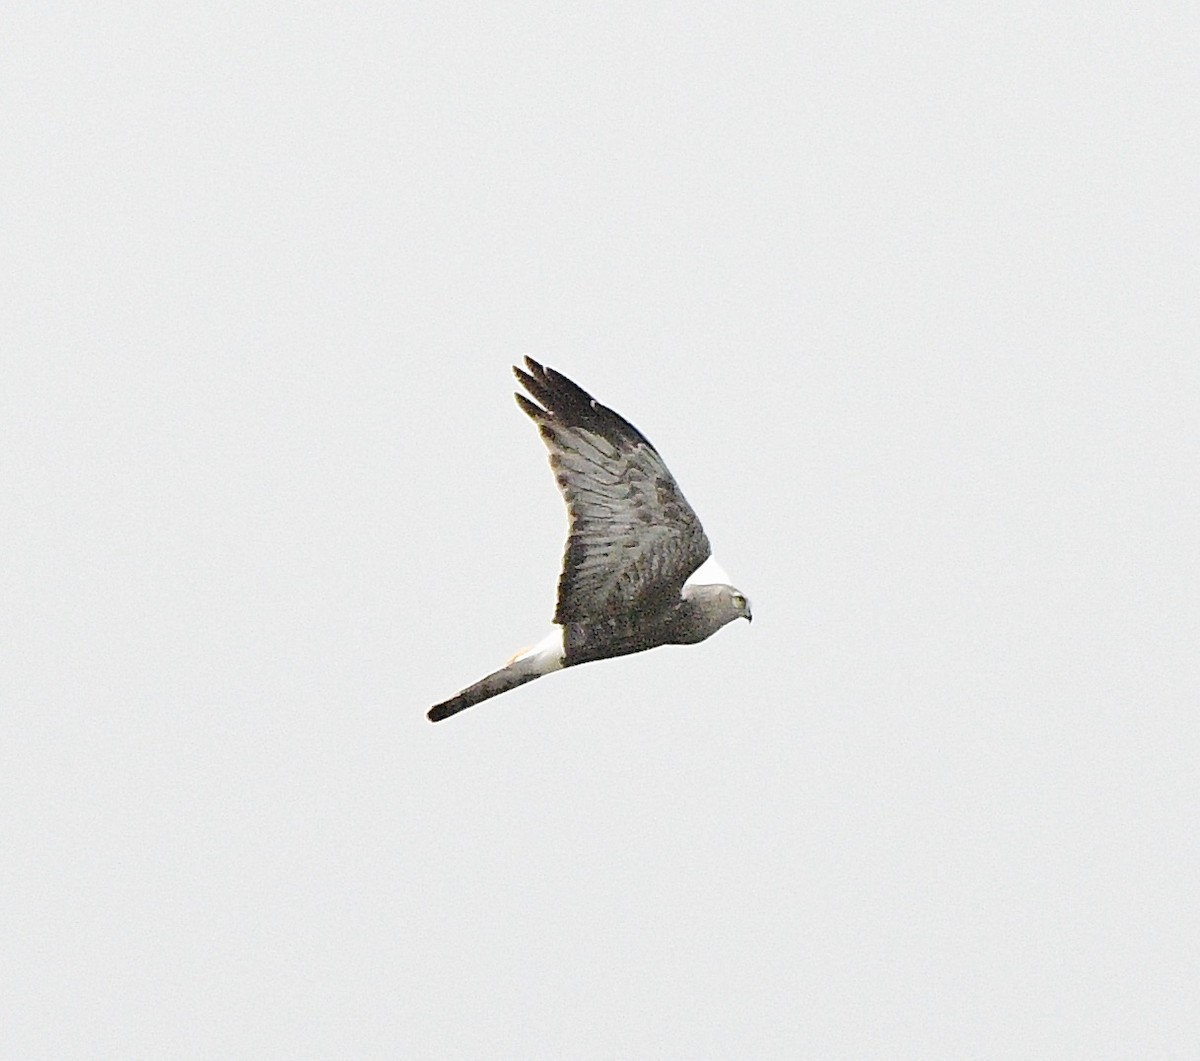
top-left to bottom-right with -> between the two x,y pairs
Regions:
514,358 -> 711,628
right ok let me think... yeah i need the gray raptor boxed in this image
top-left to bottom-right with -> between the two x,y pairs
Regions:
427,358 -> 751,722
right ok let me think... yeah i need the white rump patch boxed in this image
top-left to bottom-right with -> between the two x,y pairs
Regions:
506,627 -> 565,672
685,555 -> 733,587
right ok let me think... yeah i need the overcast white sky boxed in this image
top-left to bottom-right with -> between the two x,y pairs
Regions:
4,2 -> 1197,1057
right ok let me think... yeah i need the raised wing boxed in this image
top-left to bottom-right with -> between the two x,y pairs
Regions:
514,357 -> 711,626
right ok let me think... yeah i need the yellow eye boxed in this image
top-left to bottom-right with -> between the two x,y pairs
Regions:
732,594 -> 745,608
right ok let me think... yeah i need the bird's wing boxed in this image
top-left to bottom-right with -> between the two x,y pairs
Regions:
514,357 -> 711,626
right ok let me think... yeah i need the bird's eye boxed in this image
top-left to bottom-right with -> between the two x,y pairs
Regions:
732,594 -> 745,608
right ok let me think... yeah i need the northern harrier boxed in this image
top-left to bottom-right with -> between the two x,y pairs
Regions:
427,358 -> 751,722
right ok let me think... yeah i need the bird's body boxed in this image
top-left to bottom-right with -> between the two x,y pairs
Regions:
560,581 -> 749,666
427,359 -> 750,722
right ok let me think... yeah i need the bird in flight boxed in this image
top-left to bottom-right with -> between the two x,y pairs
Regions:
427,358 -> 751,722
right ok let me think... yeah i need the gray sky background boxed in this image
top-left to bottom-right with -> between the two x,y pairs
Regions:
4,2 -> 1197,1057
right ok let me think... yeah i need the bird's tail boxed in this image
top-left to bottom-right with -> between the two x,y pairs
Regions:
427,629 -> 564,722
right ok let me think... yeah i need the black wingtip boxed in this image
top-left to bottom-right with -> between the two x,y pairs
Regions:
510,356 -> 656,452
513,358 -> 594,418
513,356 -> 545,387
514,392 -> 544,421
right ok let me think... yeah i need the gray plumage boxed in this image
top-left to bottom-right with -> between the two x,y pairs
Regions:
427,358 -> 750,722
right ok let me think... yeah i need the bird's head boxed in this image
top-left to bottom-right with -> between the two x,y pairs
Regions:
685,582 -> 752,628
729,588 -> 753,624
